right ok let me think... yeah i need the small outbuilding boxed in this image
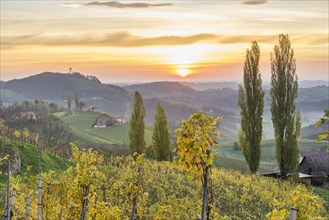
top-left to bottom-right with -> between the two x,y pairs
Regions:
297,153 -> 329,186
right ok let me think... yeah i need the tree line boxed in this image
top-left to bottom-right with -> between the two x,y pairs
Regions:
238,34 -> 301,179
0,101 -> 71,161
129,91 -> 171,161
66,92 -> 85,112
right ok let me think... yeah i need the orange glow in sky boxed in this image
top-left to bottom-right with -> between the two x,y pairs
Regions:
1,1 -> 328,82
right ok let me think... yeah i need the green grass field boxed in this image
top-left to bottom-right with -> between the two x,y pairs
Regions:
62,112 -> 237,148
214,138 -> 328,172
61,112 -> 152,146
60,112 -> 328,173
61,112 -> 99,130
84,124 -> 130,144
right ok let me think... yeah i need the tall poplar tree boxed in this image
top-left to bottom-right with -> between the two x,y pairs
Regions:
75,92 -> 80,110
129,91 -> 146,154
67,94 -> 71,110
238,41 -> 264,173
271,34 -> 301,179
152,103 -> 170,161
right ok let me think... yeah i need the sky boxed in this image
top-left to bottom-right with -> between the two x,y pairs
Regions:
1,0 -> 328,83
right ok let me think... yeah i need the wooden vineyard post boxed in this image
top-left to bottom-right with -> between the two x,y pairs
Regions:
9,190 -> 16,218
289,206 -> 298,220
37,177 -> 42,220
80,185 -> 90,220
130,166 -> 142,220
130,196 -> 138,220
26,195 -> 31,220
201,165 -> 209,220
6,160 -> 10,220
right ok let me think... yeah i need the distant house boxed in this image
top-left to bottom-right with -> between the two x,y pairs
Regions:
297,153 -> 329,186
93,114 -> 116,128
18,112 -> 36,120
117,116 -> 126,124
94,118 -> 108,128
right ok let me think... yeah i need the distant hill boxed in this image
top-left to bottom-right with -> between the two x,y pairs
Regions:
263,86 -> 329,109
170,87 -> 239,113
1,72 -> 131,114
123,82 -> 239,113
297,86 -> 329,102
143,97 -> 239,142
181,82 -> 240,91
123,81 -> 196,98
299,80 -> 328,88
2,73 -> 327,137
301,123 -> 329,140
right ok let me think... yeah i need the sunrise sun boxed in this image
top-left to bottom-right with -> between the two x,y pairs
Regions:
177,69 -> 189,77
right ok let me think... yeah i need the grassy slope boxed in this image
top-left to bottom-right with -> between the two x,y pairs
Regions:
0,139 -> 68,189
61,112 -> 99,130
17,143 -> 68,174
62,112 -> 235,144
215,138 -> 328,172
84,124 -> 130,144
61,112 -> 152,146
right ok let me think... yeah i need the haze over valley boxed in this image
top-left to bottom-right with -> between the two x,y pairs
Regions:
1,71 -> 328,140
1,0 -> 328,218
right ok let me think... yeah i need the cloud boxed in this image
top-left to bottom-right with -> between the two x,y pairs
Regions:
2,32 -> 215,48
84,1 -> 173,8
60,3 -> 82,8
2,32 -> 327,48
243,0 -> 267,5
216,35 -> 277,44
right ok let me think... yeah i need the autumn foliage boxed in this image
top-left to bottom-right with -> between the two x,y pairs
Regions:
6,144 -> 327,219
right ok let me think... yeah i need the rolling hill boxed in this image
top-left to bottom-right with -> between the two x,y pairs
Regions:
123,81 -> 197,98
301,123 -> 328,140
181,81 -> 240,90
2,73 -> 327,141
1,72 -> 131,114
